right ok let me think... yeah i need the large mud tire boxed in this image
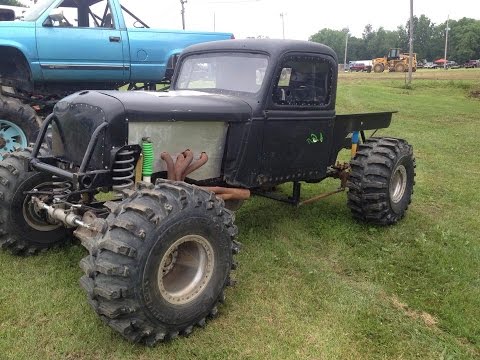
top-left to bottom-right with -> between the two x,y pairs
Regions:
347,137 -> 416,225
79,180 -> 239,345
0,96 -> 40,160
0,149 -> 71,255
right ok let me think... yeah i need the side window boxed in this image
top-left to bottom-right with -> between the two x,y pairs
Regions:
45,0 -> 114,29
272,55 -> 333,108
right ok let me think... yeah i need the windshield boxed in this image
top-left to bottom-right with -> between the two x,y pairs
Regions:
176,53 -> 269,95
22,0 -> 55,21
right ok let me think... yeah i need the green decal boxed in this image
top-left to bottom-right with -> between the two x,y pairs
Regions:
306,132 -> 324,144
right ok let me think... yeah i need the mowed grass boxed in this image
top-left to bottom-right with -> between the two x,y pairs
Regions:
1,69 -> 479,359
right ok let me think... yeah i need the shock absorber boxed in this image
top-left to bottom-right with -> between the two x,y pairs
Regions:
112,149 -> 135,192
142,138 -> 154,183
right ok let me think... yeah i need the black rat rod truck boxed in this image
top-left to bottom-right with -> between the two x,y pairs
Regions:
0,39 -> 415,345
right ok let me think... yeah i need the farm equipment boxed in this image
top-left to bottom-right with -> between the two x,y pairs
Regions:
0,39 -> 416,345
373,48 -> 417,73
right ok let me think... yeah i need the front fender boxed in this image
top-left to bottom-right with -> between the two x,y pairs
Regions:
0,25 -> 42,81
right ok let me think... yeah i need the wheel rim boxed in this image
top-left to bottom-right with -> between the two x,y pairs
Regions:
390,165 -> 407,204
158,234 -> 214,305
22,181 -> 62,232
0,120 -> 28,160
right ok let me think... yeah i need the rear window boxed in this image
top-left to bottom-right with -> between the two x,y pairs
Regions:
272,55 -> 334,108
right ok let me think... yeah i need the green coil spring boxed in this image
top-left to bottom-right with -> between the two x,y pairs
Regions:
142,139 -> 154,177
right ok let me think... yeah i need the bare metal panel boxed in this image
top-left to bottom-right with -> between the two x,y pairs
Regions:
128,121 -> 228,180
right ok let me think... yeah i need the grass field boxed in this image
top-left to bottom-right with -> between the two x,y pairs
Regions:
0,69 -> 479,359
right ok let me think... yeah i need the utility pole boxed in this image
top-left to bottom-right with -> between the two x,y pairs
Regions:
180,0 -> 187,30
444,15 -> 450,70
408,0 -> 413,86
280,12 -> 285,39
344,29 -> 349,72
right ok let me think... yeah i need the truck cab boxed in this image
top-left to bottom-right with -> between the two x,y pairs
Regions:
171,39 -> 338,186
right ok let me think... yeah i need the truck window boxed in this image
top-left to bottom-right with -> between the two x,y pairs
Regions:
45,0 -> 115,28
176,53 -> 269,95
272,55 -> 333,108
118,0 -> 149,28
0,8 -> 15,21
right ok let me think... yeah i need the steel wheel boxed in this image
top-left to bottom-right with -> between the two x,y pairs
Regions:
158,234 -> 215,305
0,119 -> 28,160
390,165 -> 408,204
22,181 -> 62,232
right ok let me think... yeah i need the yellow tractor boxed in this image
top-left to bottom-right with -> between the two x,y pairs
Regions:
372,48 -> 417,73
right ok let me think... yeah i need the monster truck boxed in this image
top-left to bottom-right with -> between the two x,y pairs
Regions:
0,0 -> 233,159
0,39 -> 415,345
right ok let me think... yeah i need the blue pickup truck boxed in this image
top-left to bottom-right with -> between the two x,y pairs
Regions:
0,0 -> 233,158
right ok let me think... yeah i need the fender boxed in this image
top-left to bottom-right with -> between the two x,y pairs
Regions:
0,38 -> 42,83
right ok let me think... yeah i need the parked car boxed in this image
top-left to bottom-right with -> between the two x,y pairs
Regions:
424,62 -> 439,69
464,60 -> 479,68
446,61 -> 461,69
349,63 -> 366,72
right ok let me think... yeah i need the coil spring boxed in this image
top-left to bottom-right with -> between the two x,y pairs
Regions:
112,149 -> 135,191
51,177 -> 72,196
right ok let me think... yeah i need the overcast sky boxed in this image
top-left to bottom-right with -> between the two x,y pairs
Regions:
120,0 -> 479,39
21,0 -> 480,39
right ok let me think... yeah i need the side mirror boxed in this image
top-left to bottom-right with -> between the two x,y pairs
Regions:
43,8 -> 63,26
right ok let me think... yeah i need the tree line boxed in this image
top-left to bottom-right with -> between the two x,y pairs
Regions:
0,0 -> 25,6
309,15 -> 480,64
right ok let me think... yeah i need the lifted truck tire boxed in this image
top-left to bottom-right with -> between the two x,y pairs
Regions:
0,149 -> 71,255
347,137 -> 416,225
0,96 -> 40,160
79,180 -> 239,345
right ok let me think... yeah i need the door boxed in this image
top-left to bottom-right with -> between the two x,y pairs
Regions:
262,54 -> 336,182
36,0 -> 128,82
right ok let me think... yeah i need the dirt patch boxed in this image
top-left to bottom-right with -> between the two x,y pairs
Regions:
389,295 -> 439,329
469,89 -> 480,99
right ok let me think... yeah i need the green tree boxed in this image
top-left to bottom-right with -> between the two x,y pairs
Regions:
309,28 -> 350,61
309,15 -> 480,64
0,0 -> 26,6
449,18 -> 480,63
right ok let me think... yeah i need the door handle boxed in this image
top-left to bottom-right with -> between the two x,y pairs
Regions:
109,36 -> 121,42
